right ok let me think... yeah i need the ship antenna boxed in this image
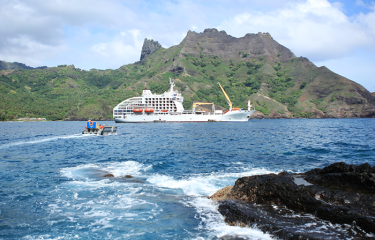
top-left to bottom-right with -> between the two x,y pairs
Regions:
169,78 -> 175,93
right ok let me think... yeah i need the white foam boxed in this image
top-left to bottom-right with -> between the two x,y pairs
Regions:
22,234 -> 68,240
0,134 -> 93,149
147,168 -> 275,239
102,161 -> 145,177
84,211 -> 109,218
214,225 -> 274,240
57,163 -> 276,239
60,161 -> 145,180
186,197 -> 273,240
90,218 -> 113,229
148,168 -> 274,196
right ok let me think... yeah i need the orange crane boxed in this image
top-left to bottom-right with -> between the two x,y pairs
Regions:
217,82 -> 233,111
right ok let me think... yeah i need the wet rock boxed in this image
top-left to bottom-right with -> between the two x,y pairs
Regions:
305,162 -> 375,193
119,176 -> 145,183
209,186 -> 233,201
212,162 -> 375,239
103,174 -> 115,177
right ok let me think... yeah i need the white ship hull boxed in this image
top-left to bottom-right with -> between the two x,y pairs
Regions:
113,78 -> 255,123
114,110 -> 254,123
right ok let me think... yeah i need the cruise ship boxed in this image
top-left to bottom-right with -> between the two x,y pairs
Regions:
113,78 -> 255,123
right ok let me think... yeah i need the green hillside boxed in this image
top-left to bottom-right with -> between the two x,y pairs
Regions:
1,29 -> 374,121
0,60 -> 47,71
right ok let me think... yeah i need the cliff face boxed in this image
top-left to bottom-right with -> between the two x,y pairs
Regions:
140,39 -> 162,61
181,28 -> 295,62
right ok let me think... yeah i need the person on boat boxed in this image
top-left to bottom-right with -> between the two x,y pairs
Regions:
99,124 -> 103,129
88,118 -> 93,127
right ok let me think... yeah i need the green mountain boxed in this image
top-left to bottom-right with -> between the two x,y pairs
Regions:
0,60 -> 47,71
1,28 -> 374,121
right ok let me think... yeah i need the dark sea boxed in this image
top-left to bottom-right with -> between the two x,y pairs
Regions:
0,119 -> 374,239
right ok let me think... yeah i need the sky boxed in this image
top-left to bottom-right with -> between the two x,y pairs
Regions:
0,0 -> 374,92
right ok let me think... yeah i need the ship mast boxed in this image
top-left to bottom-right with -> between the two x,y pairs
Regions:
169,78 -> 175,93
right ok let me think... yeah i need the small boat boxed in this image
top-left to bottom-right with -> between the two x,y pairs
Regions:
145,108 -> 154,113
82,121 -> 117,135
133,109 -> 143,113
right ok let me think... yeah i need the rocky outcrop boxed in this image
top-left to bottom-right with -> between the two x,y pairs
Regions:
211,162 -> 375,239
140,38 -> 162,61
181,28 -> 295,62
250,110 -> 294,119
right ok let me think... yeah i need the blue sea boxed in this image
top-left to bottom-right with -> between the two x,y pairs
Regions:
0,119 -> 374,239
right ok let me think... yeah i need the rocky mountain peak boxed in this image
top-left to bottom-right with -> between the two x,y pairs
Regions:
140,38 -> 162,61
203,28 -> 218,33
181,28 -> 295,62
203,28 -> 227,34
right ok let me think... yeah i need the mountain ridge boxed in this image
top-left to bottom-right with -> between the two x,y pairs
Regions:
0,60 -> 47,71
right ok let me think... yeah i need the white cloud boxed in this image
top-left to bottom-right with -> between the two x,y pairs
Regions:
355,11 -> 375,47
0,0 -> 136,68
356,0 -> 366,7
355,0 -> 375,8
218,0 -> 374,62
88,29 -> 144,69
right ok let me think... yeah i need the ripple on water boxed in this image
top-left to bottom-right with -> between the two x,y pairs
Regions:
0,119 -> 374,239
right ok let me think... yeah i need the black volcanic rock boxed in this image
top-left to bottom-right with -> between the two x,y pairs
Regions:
305,162 -> 375,192
140,38 -> 162,61
211,162 -> 375,239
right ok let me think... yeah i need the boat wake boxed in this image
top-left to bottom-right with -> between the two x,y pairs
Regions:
0,134 -> 94,149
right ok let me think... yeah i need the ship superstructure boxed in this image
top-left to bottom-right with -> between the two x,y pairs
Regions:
113,78 -> 254,123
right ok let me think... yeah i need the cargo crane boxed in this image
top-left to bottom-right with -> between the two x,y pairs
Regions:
217,82 -> 253,112
217,82 -> 234,111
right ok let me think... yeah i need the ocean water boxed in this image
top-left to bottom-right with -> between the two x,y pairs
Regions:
0,119 -> 374,239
